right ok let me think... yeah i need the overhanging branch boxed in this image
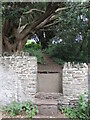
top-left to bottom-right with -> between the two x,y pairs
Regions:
55,7 -> 70,13
43,21 -> 61,28
19,3 -> 59,40
23,9 -> 45,15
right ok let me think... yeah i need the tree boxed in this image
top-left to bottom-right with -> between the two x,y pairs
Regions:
45,2 -> 89,63
2,2 -> 66,53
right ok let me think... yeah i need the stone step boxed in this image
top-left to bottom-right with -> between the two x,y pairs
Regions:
33,113 -> 66,119
35,92 -> 62,100
35,99 -> 58,116
1,111 -> 66,119
2,115 -> 66,120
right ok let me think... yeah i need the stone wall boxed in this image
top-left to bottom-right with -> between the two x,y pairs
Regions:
0,55 -> 37,106
0,55 -> 88,109
59,62 -> 88,108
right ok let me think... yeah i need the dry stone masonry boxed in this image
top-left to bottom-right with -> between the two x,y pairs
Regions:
0,55 -> 88,112
0,55 -> 37,106
59,62 -> 88,108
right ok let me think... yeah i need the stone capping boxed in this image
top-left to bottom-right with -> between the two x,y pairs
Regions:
2,51 -> 31,57
63,62 -> 88,69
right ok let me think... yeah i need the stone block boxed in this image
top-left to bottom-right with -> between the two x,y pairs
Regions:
38,105 -> 58,116
36,100 -> 58,116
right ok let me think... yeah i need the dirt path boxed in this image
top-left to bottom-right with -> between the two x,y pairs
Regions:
38,53 -> 62,72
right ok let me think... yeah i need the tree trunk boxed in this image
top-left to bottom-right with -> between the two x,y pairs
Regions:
2,19 -> 23,54
17,40 -> 23,52
2,3 -> 60,54
3,35 -> 28,54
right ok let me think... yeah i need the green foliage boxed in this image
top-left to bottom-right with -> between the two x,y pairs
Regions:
45,2 -> 89,64
2,101 -> 38,118
53,57 -> 65,66
62,94 -> 90,120
45,40 -> 88,64
2,2 -> 47,26
25,102 -> 38,118
2,101 -> 23,117
44,44 -> 64,65
25,40 -> 42,50
2,3 -> 25,24
24,41 -> 45,64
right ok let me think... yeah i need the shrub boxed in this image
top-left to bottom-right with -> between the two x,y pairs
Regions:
24,47 -> 45,64
24,41 -> 45,64
44,44 -> 65,65
44,42 -> 88,64
25,40 -> 42,50
53,57 -> 65,65
2,101 -> 39,118
61,94 -> 90,120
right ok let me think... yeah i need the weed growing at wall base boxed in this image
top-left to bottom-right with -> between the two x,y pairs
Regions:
60,94 -> 90,120
2,101 -> 39,118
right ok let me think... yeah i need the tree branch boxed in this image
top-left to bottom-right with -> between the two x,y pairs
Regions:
18,24 -> 28,33
23,9 -> 45,15
35,13 -> 53,30
19,3 -> 59,40
43,21 -> 61,28
55,7 -> 70,13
